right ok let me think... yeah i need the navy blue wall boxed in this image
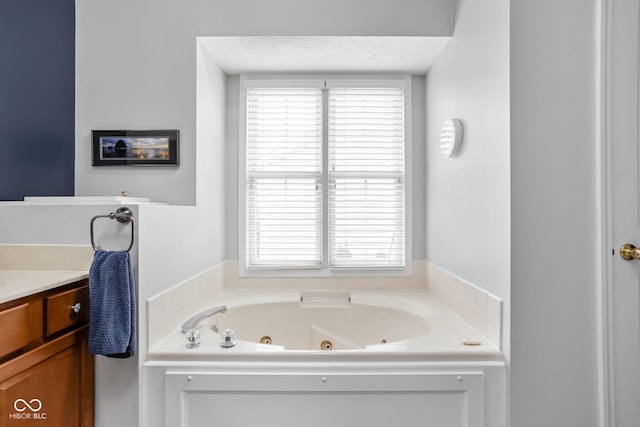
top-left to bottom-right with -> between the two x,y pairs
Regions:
0,0 -> 75,201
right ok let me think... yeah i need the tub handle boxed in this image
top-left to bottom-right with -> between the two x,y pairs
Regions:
185,329 -> 201,349
221,329 -> 236,348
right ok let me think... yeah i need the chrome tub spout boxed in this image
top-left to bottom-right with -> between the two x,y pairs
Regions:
181,305 -> 227,333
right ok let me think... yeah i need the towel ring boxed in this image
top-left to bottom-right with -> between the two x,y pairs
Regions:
90,207 -> 135,252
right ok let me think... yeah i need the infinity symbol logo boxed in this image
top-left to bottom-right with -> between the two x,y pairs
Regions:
13,398 -> 43,412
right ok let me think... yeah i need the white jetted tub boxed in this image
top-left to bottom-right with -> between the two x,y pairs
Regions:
146,290 -> 505,427
148,290 -> 501,361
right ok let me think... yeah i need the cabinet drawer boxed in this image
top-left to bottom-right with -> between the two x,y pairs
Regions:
45,285 -> 89,337
0,301 -> 43,359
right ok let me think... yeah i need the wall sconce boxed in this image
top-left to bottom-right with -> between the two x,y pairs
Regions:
439,119 -> 463,158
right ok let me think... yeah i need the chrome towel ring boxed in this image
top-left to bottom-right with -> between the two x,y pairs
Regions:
90,207 -> 135,252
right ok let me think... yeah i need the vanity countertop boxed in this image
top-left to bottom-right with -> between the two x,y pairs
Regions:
0,269 -> 89,305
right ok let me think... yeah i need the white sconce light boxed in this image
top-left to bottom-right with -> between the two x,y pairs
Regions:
439,119 -> 463,158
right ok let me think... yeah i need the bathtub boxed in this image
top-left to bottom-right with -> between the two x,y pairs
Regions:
145,290 -> 505,427
148,289 -> 501,361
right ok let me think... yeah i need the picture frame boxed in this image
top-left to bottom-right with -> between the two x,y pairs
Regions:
91,130 -> 179,166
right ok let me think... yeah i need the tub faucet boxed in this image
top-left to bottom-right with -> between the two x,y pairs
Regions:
181,305 -> 227,333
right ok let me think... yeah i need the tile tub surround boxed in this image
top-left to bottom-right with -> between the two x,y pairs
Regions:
148,260 -> 503,351
425,261 -> 502,349
147,263 -> 225,349
147,261 -> 427,348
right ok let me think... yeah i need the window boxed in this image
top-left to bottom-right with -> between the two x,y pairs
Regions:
241,78 -> 409,274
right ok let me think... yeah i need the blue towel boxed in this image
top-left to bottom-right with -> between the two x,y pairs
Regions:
89,250 -> 136,358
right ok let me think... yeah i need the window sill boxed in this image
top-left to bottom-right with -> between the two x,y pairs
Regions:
237,261 -> 413,279
224,260 -> 425,290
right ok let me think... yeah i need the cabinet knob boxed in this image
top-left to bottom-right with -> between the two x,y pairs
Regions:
72,303 -> 82,314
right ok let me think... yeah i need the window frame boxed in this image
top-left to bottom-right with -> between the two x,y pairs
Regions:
238,75 -> 413,277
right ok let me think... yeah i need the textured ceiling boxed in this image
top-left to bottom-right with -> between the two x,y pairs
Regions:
201,36 -> 450,74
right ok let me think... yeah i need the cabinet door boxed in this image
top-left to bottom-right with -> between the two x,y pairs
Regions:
0,301 -> 42,359
0,332 -> 93,427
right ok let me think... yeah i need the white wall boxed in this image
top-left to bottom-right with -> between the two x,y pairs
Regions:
75,1 -> 197,206
137,43 -> 227,427
136,42 -> 227,331
426,2 -> 601,426
510,1 -> 599,426
74,0 -> 453,207
424,0 -> 510,352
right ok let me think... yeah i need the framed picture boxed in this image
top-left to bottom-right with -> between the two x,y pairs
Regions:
92,130 -> 179,166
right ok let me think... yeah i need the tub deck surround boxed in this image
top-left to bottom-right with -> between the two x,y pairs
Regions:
147,290 -> 502,363
147,261 -> 503,353
425,261 -> 503,348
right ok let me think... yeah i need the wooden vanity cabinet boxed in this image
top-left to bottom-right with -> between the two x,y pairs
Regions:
0,280 -> 94,427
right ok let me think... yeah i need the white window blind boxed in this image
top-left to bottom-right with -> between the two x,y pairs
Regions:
246,87 -> 323,268
244,81 -> 405,271
328,87 -> 405,267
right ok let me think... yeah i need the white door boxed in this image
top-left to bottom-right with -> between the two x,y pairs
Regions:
607,0 -> 640,425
